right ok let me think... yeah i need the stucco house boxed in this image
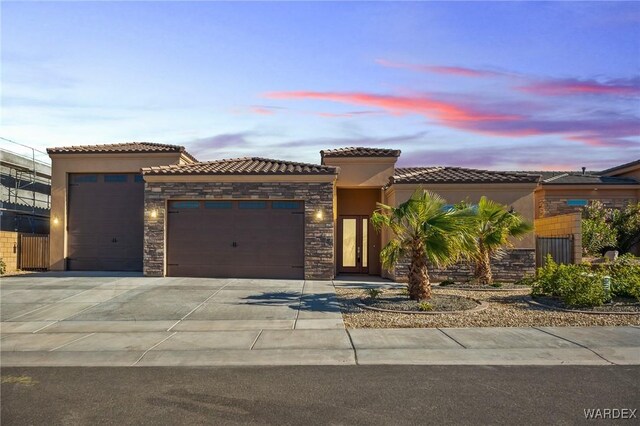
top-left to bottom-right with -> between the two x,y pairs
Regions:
46,142 -> 640,281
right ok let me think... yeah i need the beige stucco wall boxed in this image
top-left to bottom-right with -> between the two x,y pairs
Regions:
322,157 -> 396,188
384,183 -> 537,249
0,231 -> 19,274
48,152 -> 186,271
534,212 -> 582,263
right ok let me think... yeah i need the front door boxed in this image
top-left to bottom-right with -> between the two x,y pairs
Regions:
338,215 -> 369,274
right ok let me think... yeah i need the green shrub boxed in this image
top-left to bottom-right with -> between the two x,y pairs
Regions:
0,258 -> 5,275
514,274 -> 536,287
605,254 -> 640,300
417,302 -> 433,311
490,282 -> 503,288
364,288 -> 383,299
532,256 -> 606,307
439,280 -> 456,287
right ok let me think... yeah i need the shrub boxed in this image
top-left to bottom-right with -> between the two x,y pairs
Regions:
490,282 -> 503,288
514,274 -> 536,287
439,280 -> 456,287
532,256 -> 606,307
364,288 -> 383,299
0,258 -> 5,275
417,302 -> 433,311
604,254 -> 640,300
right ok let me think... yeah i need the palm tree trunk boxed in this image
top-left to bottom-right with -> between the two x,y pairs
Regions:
475,248 -> 493,285
408,243 -> 431,300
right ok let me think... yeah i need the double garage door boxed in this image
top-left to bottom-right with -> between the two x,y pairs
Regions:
167,200 -> 305,279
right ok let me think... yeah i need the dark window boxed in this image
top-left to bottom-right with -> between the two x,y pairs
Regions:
205,201 -> 232,209
239,201 -> 266,209
134,174 -> 144,183
272,201 -> 301,209
73,175 -> 97,183
104,174 -> 128,183
171,201 -> 200,209
567,199 -> 588,206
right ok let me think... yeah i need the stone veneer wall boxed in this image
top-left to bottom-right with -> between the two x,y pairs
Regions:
144,181 -> 334,279
539,197 -> 636,218
387,249 -> 536,283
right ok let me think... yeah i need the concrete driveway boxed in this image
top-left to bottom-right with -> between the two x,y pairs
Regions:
1,273 -> 639,367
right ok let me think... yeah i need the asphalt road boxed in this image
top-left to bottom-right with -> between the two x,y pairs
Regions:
2,366 -> 639,425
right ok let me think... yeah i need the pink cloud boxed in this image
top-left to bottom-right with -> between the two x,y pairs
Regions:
266,91 -> 520,123
518,77 -> 640,96
264,90 -> 640,147
375,59 -> 504,78
251,106 -> 276,115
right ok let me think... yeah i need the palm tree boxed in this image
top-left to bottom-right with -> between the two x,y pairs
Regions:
371,190 -> 476,301
468,196 -> 533,285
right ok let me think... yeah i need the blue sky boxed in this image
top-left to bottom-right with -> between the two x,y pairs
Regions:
2,1 -> 639,169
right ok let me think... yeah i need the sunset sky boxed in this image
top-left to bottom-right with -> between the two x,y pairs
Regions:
2,1 -> 639,170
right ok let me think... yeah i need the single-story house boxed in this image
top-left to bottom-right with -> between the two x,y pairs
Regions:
46,142 -> 640,281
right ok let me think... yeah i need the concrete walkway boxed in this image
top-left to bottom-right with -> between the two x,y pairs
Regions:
1,274 -> 639,366
1,326 -> 638,367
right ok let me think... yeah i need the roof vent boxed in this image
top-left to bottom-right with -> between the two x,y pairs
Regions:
582,166 -> 586,175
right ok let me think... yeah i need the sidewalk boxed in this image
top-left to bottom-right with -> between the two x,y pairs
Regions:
1,326 -> 638,367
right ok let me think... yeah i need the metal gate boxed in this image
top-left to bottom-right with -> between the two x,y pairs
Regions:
536,236 -> 573,267
19,234 -> 49,270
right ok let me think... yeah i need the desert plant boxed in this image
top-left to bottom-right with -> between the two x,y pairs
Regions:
439,279 -> 456,287
465,197 -> 533,285
371,190 -> 476,300
0,258 -> 5,275
604,254 -> 640,300
417,302 -> 433,311
364,288 -> 383,299
582,201 -> 618,255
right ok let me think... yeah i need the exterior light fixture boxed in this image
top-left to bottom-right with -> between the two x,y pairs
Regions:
150,209 -> 158,219
52,216 -> 60,225
315,209 -> 324,220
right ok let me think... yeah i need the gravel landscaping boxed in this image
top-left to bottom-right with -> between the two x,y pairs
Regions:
531,296 -> 640,313
336,287 -> 640,328
359,290 -> 479,312
436,282 -> 531,291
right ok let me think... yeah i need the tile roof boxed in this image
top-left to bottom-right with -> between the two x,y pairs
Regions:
142,157 -> 338,176
391,167 -> 540,185
321,147 -> 401,158
47,142 -> 198,162
600,159 -> 640,175
536,172 -> 638,185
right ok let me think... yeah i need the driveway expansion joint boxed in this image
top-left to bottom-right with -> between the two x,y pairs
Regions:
49,333 -> 95,351
437,328 -> 467,349
532,327 -> 617,366
131,331 -> 178,366
249,329 -> 264,350
345,329 -> 359,365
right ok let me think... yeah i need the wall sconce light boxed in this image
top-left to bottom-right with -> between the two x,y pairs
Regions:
315,209 -> 324,221
149,209 -> 158,219
52,216 -> 60,225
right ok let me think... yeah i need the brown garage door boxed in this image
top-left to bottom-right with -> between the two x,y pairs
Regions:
167,200 -> 304,279
67,173 -> 144,271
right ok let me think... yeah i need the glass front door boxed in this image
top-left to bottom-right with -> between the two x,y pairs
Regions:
338,216 -> 369,274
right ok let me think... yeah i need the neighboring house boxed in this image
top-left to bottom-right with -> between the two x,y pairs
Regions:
46,142 -> 640,281
534,163 -> 640,218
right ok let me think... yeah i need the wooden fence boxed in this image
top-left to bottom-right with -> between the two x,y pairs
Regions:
19,234 -> 49,270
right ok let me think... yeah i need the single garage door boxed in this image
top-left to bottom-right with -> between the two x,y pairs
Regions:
67,173 -> 144,271
167,200 -> 304,279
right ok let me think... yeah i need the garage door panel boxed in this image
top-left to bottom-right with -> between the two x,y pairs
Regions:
167,200 -> 304,279
68,173 -> 144,271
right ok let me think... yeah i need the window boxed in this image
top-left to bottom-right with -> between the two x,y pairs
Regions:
171,201 -> 200,209
272,201 -> 301,209
567,199 -> 588,206
134,174 -> 144,183
73,175 -> 97,183
104,174 -> 128,183
205,201 -> 232,209
239,201 -> 266,209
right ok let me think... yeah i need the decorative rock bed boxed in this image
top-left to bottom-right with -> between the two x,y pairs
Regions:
436,283 -> 531,292
356,292 -> 487,315
528,296 -> 640,315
